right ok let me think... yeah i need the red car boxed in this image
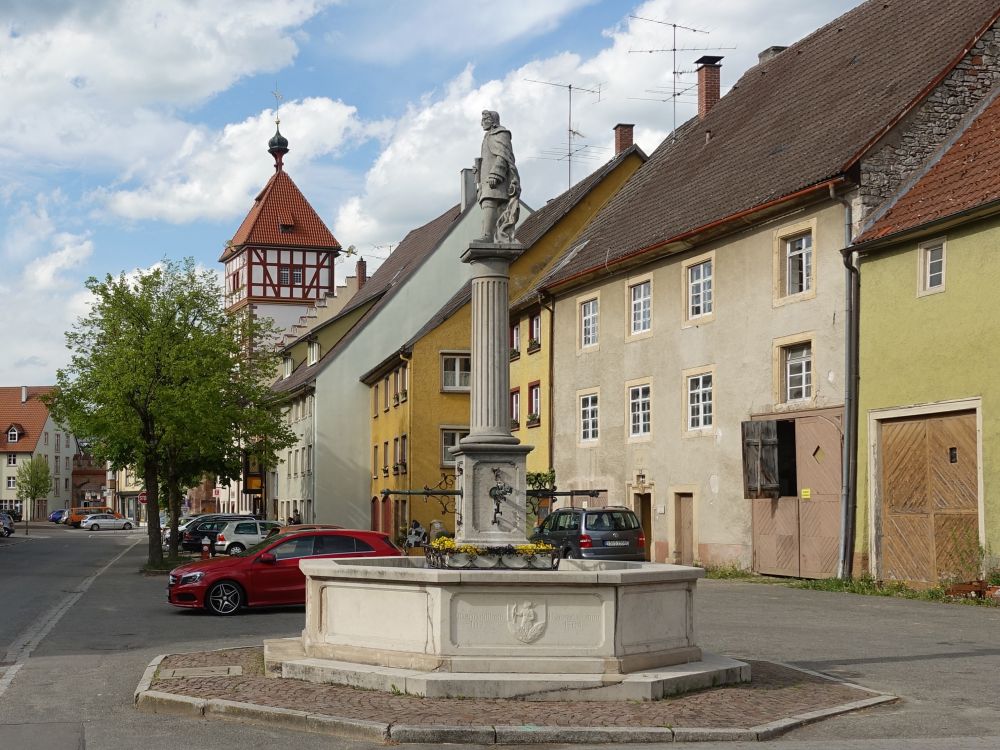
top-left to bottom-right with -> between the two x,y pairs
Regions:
167,529 -> 402,615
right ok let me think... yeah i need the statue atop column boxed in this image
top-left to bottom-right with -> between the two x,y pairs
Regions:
476,110 -> 521,244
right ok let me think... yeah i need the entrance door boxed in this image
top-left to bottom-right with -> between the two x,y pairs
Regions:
674,493 -> 694,565
880,411 -> 979,585
635,493 -> 652,561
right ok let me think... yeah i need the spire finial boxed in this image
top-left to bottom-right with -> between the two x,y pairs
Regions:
268,86 -> 289,171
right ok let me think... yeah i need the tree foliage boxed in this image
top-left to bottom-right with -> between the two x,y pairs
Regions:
47,258 -> 295,564
16,455 -> 53,510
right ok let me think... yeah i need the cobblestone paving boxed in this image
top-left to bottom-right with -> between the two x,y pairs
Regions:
151,648 -> 876,729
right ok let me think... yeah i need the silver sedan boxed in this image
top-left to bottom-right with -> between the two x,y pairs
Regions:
80,513 -> 134,531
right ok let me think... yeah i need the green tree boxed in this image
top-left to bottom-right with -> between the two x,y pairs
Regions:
16,455 -> 52,520
48,258 -> 294,564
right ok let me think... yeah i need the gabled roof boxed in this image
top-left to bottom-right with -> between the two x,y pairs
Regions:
220,169 -> 341,261
855,88 -> 1000,244
0,387 -> 55,453
273,204 -> 466,394
541,0 -> 1000,290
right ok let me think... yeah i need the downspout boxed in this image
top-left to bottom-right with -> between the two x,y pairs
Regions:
830,183 -> 859,579
311,386 -> 318,523
539,292 -> 557,506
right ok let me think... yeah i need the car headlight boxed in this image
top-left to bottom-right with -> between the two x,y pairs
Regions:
179,572 -> 205,585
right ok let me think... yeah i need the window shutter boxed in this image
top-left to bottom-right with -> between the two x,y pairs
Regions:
742,420 -> 780,499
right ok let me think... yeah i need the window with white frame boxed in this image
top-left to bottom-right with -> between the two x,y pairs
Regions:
307,341 -> 320,365
784,233 -> 813,295
629,384 -> 651,436
383,441 -> 389,473
54,459 -> 60,475
278,266 -> 290,285
441,428 -> 469,465
580,393 -> 599,441
286,450 -> 292,478
6,454 -> 14,466
530,314 -> 541,345
401,364 -> 408,395
688,260 -> 713,318
630,281 -> 651,334
580,298 -> 599,347
65,456 -> 70,471
687,373 -> 713,430
529,383 -> 541,418
383,376 -> 390,410
373,384 -> 379,416
442,354 -> 472,390
292,266 -> 304,285
921,240 -> 945,293
6,477 -> 14,489
783,343 -> 813,402
510,323 -> 520,354
372,444 -> 379,478
400,434 -> 407,470
393,437 -> 400,471
283,357 -> 293,379
510,389 -> 520,426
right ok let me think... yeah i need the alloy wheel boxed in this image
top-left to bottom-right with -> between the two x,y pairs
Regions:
206,582 -> 243,615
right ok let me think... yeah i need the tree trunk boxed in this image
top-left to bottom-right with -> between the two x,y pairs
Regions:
144,456 -> 163,566
167,468 -> 182,560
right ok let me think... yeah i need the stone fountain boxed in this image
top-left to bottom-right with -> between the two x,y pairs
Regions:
264,110 -> 749,700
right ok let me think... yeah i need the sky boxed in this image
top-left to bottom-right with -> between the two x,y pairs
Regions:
0,0 -> 860,386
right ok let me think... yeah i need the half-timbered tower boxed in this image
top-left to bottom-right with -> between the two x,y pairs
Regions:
221,125 -> 341,333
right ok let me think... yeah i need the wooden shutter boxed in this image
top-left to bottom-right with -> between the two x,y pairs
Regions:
742,420 -> 780,499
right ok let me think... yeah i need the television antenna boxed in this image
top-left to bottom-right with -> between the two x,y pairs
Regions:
525,78 -> 602,187
628,16 -> 733,139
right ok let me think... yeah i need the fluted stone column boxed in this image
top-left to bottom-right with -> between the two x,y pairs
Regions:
454,240 -> 532,545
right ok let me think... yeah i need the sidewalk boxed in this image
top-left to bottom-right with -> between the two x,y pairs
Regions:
136,646 -> 895,744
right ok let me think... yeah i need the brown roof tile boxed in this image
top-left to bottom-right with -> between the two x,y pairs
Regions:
0,387 -> 55,453
856,90 -> 1000,242
221,169 -> 340,261
542,0 -> 999,290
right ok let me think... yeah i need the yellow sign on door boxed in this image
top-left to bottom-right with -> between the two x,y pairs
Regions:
800,488 -> 812,500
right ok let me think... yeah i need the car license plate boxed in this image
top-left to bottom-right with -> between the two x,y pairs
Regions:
604,540 -> 629,547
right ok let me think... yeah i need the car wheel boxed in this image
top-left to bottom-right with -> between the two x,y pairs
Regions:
562,547 -> 574,559
227,543 -> 245,555
90,524 -> 100,531
206,581 -> 244,616
123,522 -> 133,530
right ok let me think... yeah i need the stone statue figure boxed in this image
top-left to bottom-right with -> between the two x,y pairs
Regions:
476,110 -> 521,243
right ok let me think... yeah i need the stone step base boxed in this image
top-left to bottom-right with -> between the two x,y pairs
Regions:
265,639 -> 749,701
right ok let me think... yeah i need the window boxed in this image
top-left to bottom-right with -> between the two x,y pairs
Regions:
528,383 -> 541,421
382,441 -> 389,475
400,434 -> 407,472
530,314 -> 541,347
54,483 -> 59,497
278,266 -> 290,285
235,522 -> 257,535
55,459 -> 60,475
393,369 -> 400,399
510,388 -> 520,428
580,393 -> 599,441
283,357 -> 293,379
273,536 -> 315,560
306,444 -> 312,474
307,341 -> 320,365
286,451 -> 292,478
687,372 -> 713,430
6,454 -> 14,466
383,376 -> 390,410
783,343 -> 812,402
6,477 -> 14,489
629,281 -> 651,334
293,450 -> 299,476
292,266 -> 303,285
441,428 -> 469,465
64,478 -> 70,491
920,239 -> 946,294
44,432 -> 48,446
314,534 -> 360,555
687,259 -> 713,319
7,428 -> 17,443
629,384 -> 651,437
372,445 -> 379,478
65,456 -> 70,471
400,364 -> 408,398
392,437 -> 400,473
580,298 -> 599,347
784,232 -> 813,296
510,323 -> 520,355
373,384 -> 379,417
442,354 -> 471,391
56,432 -> 61,450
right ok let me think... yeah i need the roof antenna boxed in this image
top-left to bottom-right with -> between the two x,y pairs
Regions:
268,85 -> 289,171
524,78 -> 602,188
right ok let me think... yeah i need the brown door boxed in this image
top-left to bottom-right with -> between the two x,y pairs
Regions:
752,497 -> 800,576
880,411 -> 979,585
795,416 -> 842,578
675,493 -> 694,565
636,493 -> 652,561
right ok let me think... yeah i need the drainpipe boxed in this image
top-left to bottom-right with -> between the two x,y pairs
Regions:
830,184 -> 859,580
539,291 -> 557,506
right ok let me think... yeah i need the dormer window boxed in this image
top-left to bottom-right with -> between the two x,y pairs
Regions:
7,427 -> 18,443
307,342 -> 320,366
283,356 -> 293,379
279,223 -> 294,234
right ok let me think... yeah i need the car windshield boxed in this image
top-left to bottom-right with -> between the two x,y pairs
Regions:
585,511 -> 640,531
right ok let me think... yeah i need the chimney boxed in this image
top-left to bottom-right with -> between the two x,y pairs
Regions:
355,258 -> 367,290
460,166 -> 477,211
758,46 -> 787,65
613,123 -> 634,155
21,386 -> 27,403
695,56 -> 724,119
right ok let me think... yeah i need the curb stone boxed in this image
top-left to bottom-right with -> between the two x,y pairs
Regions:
674,727 -> 758,742
389,724 -> 497,744
134,654 -> 166,704
495,726 -> 675,744
136,690 -> 206,717
206,699 -> 311,730
751,694 -> 899,740
305,713 -> 390,741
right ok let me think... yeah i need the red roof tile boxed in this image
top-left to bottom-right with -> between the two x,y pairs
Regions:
221,169 -> 340,261
856,92 -> 1000,242
541,0 -> 999,290
0,387 -> 55,453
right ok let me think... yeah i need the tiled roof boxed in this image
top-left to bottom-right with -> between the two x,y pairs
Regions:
856,90 -> 1000,243
273,204 -> 465,394
514,144 -> 647,250
0,387 -> 55,453
541,0 -> 999,290
221,169 -> 340,261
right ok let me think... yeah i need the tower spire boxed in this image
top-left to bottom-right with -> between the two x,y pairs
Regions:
268,87 -> 289,171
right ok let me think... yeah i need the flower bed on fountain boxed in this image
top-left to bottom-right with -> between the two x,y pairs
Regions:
425,536 -> 558,570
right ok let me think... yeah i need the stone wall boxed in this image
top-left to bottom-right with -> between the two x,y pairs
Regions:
860,23 -> 1000,216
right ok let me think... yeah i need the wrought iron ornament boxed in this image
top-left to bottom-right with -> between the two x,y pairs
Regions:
489,466 -> 513,526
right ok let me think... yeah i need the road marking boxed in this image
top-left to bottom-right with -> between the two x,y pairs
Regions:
0,537 -> 142,699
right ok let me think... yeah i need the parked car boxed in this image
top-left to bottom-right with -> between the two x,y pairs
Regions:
66,506 -> 119,527
180,514 -> 255,552
161,517 -> 196,549
49,509 -> 69,523
264,523 -> 342,539
214,519 -> 282,555
80,513 -> 134,531
0,512 -> 14,537
530,506 -> 646,561
3,506 -> 22,522
168,529 -> 403,615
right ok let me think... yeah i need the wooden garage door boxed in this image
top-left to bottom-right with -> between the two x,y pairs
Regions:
880,411 -> 979,585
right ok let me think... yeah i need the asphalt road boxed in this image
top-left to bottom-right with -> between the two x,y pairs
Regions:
0,525 -> 998,750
